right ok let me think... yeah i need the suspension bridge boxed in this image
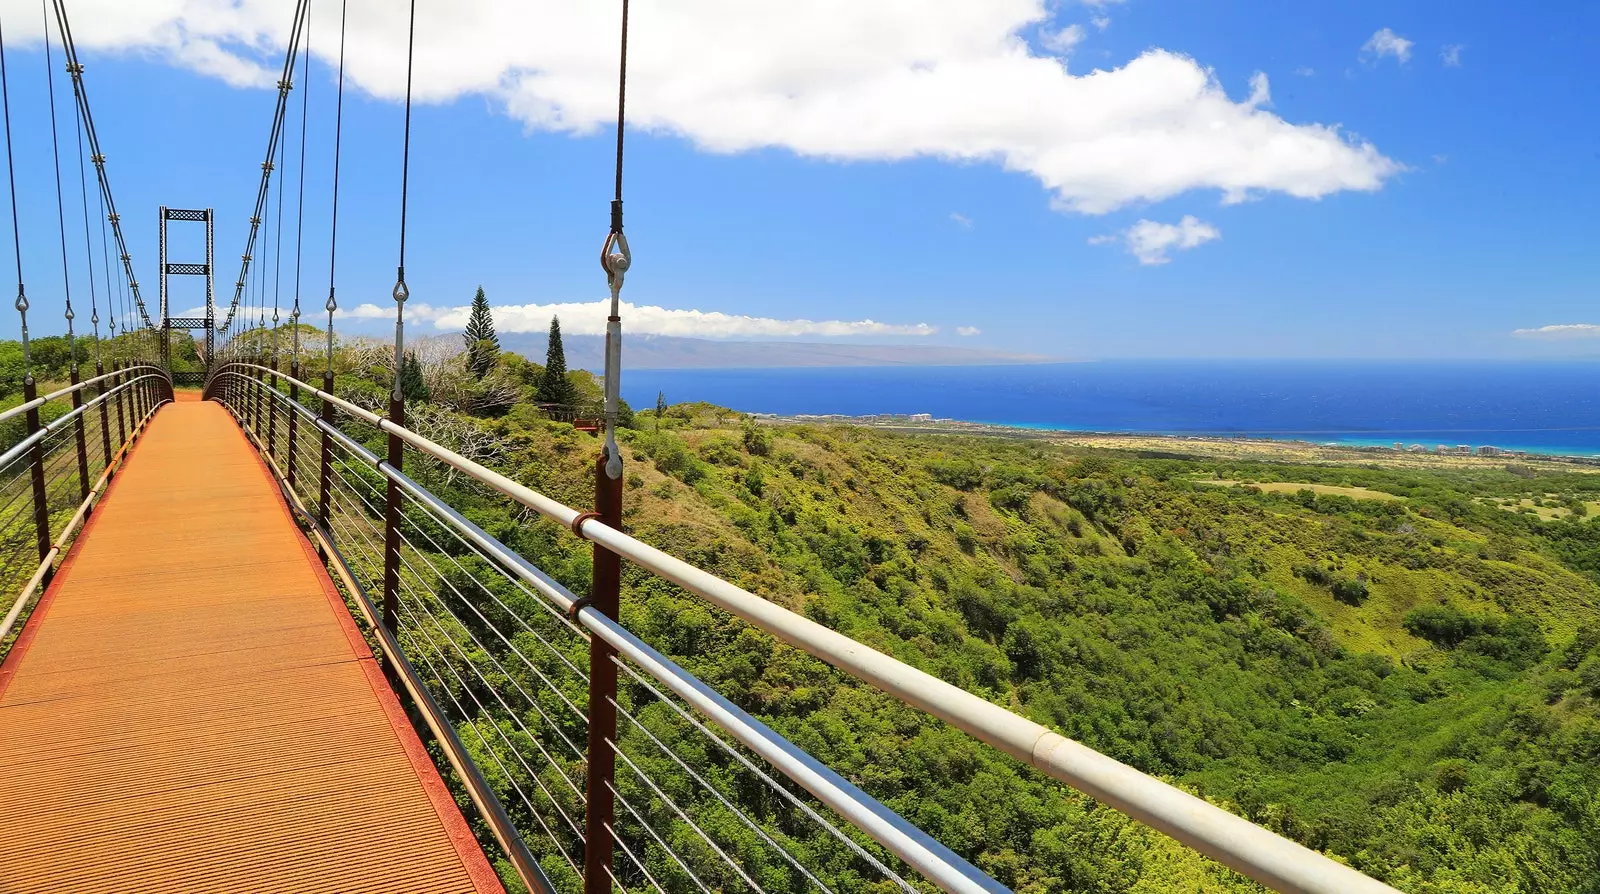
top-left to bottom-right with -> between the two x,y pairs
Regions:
0,2 -> 1402,893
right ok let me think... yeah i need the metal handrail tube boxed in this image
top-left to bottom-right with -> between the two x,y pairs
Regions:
218,392 -> 556,894
216,364 -> 1399,894
1,392 -> 167,644
0,375 -> 166,478
0,364 -> 162,430
220,370 -> 1002,891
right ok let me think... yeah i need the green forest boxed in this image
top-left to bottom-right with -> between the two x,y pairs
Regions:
5,324 -> 1599,893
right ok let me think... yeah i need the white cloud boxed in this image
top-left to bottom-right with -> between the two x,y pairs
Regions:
1362,28 -> 1414,64
1040,23 -> 1086,54
1512,324 -> 1600,341
1441,44 -> 1464,68
949,211 -> 974,228
335,299 -> 939,339
956,326 -> 982,336
6,0 -> 1399,216
1090,215 -> 1220,265
1294,66 -> 1316,77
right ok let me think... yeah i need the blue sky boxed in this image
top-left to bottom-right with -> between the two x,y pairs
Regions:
0,0 -> 1594,359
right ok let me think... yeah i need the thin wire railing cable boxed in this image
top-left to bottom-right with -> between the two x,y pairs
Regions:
388,492 -> 592,749
224,378 -> 919,893
607,820 -> 667,894
606,651 -> 909,886
395,590 -> 588,840
608,697 -> 838,894
605,777 -> 713,894
393,588 -> 589,862
606,736 -> 768,894
213,367 -> 1394,894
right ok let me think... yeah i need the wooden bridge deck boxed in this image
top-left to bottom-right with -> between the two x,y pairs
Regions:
0,395 -> 503,893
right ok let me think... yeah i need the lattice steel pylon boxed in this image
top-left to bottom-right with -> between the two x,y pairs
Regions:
158,206 -> 215,372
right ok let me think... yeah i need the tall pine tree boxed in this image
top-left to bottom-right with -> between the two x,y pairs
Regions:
462,286 -> 499,379
399,351 -> 430,403
536,315 -> 577,406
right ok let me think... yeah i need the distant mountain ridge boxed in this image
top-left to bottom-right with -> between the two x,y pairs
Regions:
494,333 -> 1058,371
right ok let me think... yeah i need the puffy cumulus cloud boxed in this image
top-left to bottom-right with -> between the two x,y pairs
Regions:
956,326 -> 982,336
1441,44 -> 1464,68
336,299 -> 939,339
1512,324 -> 1600,340
1363,28 -> 1414,64
1091,215 -> 1219,265
7,0 -> 1400,215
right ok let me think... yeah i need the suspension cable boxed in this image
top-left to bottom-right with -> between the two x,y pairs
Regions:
325,0 -> 348,376
598,0 -> 633,480
69,53 -> 100,365
50,0 -> 153,336
389,0 -> 418,401
291,1 -> 313,368
220,0 -> 310,338
43,0 -> 78,373
0,15 -> 30,380
271,78 -> 290,359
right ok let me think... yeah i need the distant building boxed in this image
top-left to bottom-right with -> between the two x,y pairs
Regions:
1478,445 -> 1505,456
909,413 -> 933,422
1408,444 -> 1425,452
1394,442 -> 1404,450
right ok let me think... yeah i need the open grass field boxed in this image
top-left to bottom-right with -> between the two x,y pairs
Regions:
1195,479 -> 1405,501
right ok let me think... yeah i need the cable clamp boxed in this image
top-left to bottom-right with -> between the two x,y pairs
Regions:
570,510 -> 601,538
566,595 -> 595,621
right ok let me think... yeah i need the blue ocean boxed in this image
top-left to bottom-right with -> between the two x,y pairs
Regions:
621,360 -> 1600,456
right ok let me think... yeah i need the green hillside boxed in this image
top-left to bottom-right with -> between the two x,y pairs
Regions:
403,378 -> 1600,892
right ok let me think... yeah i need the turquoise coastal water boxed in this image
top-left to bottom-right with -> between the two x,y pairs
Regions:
620,360 -> 1600,457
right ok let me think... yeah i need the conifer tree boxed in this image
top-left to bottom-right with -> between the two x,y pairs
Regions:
399,350 -> 429,403
655,390 -> 666,431
536,315 -> 577,406
462,286 -> 499,379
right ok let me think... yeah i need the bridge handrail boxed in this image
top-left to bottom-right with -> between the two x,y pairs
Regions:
1,369 -> 171,646
0,364 -> 164,428
221,361 -> 1397,894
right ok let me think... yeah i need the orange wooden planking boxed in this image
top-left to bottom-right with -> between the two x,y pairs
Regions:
0,398 -> 505,894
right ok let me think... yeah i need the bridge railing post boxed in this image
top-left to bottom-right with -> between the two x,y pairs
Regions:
266,357 -> 278,465
95,360 -> 112,469
23,378 -> 51,575
287,359 -> 299,492
583,447 -> 624,894
112,361 -> 127,448
318,370 -> 333,535
69,367 -> 89,501
383,395 -> 403,637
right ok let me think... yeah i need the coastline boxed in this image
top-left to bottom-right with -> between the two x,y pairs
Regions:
764,413 -> 1600,469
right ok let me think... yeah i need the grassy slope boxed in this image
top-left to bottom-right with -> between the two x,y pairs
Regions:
440,399 -> 1600,893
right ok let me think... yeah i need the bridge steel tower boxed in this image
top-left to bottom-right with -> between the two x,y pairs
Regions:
159,206 -> 215,374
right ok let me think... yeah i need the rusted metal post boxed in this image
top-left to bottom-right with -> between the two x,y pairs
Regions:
95,360 -> 111,468
69,367 -> 89,501
266,357 -> 278,463
383,395 -> 404,635
583,446 -> 624,894
112,361 -> 127,447
318,369 -> 334,533
287,358 -> 299,491
23,378 -> 51,570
